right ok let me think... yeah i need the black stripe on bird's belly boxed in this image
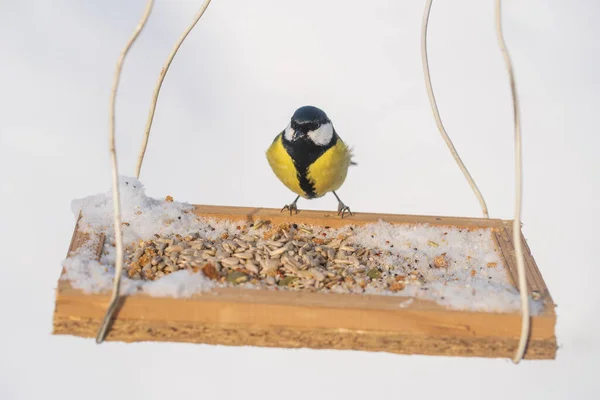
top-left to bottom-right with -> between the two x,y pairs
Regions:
282,134 -> 338,199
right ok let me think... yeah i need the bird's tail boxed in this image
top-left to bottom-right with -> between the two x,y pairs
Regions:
347,145 -> 358,166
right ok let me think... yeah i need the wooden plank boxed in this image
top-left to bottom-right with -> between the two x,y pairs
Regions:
492,224 -> 550,298
60,212 -> 105,276
54,205 -> 557,359
191,204 -> 508,229
521,232 -> 553,302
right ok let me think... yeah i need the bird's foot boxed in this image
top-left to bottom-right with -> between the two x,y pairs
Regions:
332,191 -> 353,219
337,201 -> 353,219
281,196 -> 300,215
281,203 -> 298,215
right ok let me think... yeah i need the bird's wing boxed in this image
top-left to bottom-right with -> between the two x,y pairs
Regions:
266,132 -> 306,197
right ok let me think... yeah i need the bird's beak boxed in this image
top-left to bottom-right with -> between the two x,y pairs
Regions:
292,130 -> 304,141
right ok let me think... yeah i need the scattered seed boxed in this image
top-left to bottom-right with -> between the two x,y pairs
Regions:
265,276 -> 276,285
122,225 -> 502,298
333,259 -> 354,265
279,276 -> 298,286
433,254 -> 448,268
270,246 -> 288,257
221,257 -> 240,266
167,245 -> 184,253
200,263 -> 219,280
245,262 -> 259,274
227,271 -> 248,284
253,220 -> 267,229
367,268 -> 381,279
233,252 -> 254,259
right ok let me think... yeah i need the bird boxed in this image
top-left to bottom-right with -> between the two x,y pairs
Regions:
266,105 -> 356,218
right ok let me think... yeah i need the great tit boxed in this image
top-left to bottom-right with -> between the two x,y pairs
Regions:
266,105 -> 355,218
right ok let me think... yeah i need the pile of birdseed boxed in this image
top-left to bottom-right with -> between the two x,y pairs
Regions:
124,223 -> 428,294
61,176 -> 545,314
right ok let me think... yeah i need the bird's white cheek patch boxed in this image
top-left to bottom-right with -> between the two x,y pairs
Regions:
284,123 -> 295,141
308,122 -> 333,146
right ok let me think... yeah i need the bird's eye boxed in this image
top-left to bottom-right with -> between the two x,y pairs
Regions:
305,123 -> 318,131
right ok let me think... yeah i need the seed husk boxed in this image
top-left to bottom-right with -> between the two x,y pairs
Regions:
233,252 -> 254,259
367,268 -> 381,279
221,257 -> 240,266
245,262 -> 259,274
227,271 -> 248,284
167,245 -> 184,253
434,254 -> 448,268
279,276 -> 298,286
200,263 -> 219,280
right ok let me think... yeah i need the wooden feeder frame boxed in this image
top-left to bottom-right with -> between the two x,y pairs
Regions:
53,205 -> 557,360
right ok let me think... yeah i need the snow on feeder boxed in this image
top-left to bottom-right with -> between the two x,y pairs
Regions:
53,0 -> 557,362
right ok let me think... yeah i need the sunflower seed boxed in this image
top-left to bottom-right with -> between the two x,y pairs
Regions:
252,220 -> 267,229
311,269 -> 326,282
296,270 -> 312,279
221,257 -> 240,266
151,256 -> 161,266
334,259 -> 354,265
327,248 -> 336,259
245,262 -> 259,274
233,252 -> 254,259
167,245 -> 184,253
239,234 -> 256,242
269,246 -> 288,257
132,249 -> 144,262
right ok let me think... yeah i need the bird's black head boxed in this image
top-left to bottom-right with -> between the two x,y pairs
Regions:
290,105 -> 330,133
283,105 -> 335,146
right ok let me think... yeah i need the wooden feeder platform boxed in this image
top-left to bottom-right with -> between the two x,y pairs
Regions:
53,205 -> 557,359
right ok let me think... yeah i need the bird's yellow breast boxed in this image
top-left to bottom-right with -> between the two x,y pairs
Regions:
306,140 -> 351,197
266,133 -> 352,199
266,133 -> 305,197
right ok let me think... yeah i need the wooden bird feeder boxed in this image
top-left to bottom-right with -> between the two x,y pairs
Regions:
52,0 -> 557,361
54,205 -> 556,359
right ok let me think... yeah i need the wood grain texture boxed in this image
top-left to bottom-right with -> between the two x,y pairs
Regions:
53,316 -> 556,359
53,205 -> 557,360
191,204 -> 509,229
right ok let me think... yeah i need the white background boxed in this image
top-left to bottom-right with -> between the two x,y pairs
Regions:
1,0 -> 598,398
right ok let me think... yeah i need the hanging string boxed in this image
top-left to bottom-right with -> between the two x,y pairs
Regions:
135,0 -> 213,179
421,0 -> 531,363
495,0 -> 530,364
96,0 -> 155,344
421,0 -> 490,218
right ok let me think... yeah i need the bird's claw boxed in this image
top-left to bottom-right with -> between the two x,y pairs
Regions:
337,202 -> 353,219
281,202 -> 298,215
